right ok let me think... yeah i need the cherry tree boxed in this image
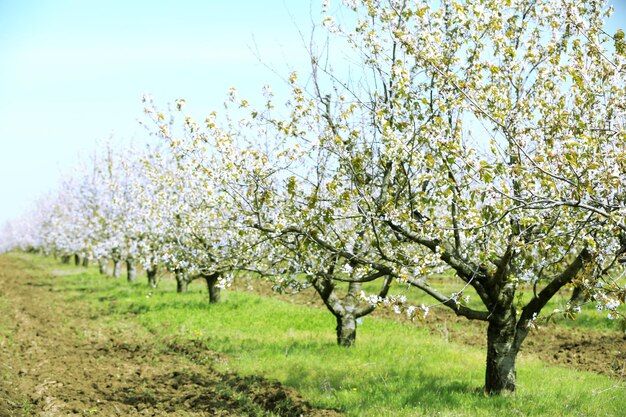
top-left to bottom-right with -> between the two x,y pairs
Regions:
222,83 -> 410,347
212,0 -> 625,393
124,150 -> 170,288
42,175 -> 92,263
140,97 -> 270,302
0,196 -> 52,254
78,144 -> 134,278
298,0 -> 626,394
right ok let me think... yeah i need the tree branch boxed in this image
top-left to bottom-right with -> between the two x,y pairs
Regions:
518,247 -> 591,328
406,276 -> 490,321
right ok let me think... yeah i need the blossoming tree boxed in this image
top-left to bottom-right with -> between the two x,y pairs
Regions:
302,0 -> 626,394
140,97 -> 273,303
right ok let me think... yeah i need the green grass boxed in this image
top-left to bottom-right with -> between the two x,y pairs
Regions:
10,253 -> 626,417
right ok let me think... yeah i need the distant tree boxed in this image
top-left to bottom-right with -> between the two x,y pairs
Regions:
0,196 -> 51,254
141,97 -> 270,303
38,175 -> 89,263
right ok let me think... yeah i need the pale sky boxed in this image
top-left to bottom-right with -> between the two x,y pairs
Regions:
0,0 -> 624,229
0,0 -> 320,226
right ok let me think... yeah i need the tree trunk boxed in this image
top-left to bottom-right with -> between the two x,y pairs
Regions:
569,285 -> 588,307
74,254 -> 81,266
98,259 -> 108,275
82,257 -> 89,267
126,260 -> 137,283
335,314 -> 357,347
147,268 -> 157,288
61,255 -> 70,264
177,279 -> 188,293
313,279 -> 365,348
204,273 -> 221,304
175,270 -> 189,293
112,260 -> 122,278
485,317 -> 527,395
335,281 -> 362,347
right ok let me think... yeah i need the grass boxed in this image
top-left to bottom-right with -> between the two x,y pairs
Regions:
10,253 -> 626,417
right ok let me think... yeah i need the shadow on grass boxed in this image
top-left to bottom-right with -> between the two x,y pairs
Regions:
284,363 -> 477,412
403,375 -> 478,408
24,281 -> 53,288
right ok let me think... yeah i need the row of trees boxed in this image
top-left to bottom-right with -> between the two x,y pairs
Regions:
3,0 -> 626,396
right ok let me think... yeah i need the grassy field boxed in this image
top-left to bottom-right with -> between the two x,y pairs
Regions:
17,253 -> 626,417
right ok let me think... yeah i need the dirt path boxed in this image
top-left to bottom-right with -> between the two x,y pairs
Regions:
0,255 -> 342,417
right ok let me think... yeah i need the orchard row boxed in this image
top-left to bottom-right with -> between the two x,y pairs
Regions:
3,0 -> 626,395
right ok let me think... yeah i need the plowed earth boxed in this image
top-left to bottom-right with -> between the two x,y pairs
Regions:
0,256 -> 342,417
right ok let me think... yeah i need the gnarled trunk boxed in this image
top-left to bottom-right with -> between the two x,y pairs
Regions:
98,259 -> 108,275
112,259 -> 122,278
203,273 -> 221,304
176,279 -> 188,293
569,285 -> 589,308
126,260 -> 137,283
82,257 -> 89,267
74,254 -> 81,266
175,269 -> 189,293
313,279 -> 377,348
61,255 -> 71,264
335,314 -> 357,347
147,268 -> 157,288
485,315 -> 528,395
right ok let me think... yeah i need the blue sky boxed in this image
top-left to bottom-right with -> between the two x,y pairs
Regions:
0,0 -> 319,226
0,0 -> 625,229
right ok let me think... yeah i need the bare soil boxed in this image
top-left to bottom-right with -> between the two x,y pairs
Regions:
412,309 -> 626,379
233,279 -> 626,380
0,255 -> 343,417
